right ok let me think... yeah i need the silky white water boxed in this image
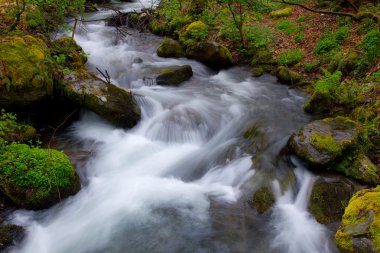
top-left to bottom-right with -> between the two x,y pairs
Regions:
8,1 -> 338,252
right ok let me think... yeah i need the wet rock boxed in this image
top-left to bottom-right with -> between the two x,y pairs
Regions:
276,66 -> 302,85
185,41 -> 234,70
288,116 -> 360,166
156,65 -> 193,86
0,35 -> 54,107
252,66 -> 265,77
249,186 -> 275,214
0,224 -> 25,251
133,57 -> 143,64
57,71 -> 141,128
157,39 -> 186,58
0,143 -> 80,209
335,186 -> 380,253
309,177 -> 356,224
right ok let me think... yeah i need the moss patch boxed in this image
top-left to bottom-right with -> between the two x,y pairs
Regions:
0,35 -> 54,106
0,143 -> 80,209
336,186 -> 380,252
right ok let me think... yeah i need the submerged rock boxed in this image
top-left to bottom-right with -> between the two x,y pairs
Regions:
58,71 -> 141,128
309,177 -> 356,224
157,39 -> 186,58
249,186 -> 275,214
288,116 -> 360,166
156,65 -> 193,86
185,41 -> 234,70
335,186 -> 380,253
0,35 -> 54,107
0,224 -> 25,251
0,143 -> 80,209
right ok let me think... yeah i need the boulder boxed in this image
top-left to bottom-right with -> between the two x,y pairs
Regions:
157,39 -> 186,58
156,65 -> 193,86
185,41 -> 234,70
269,7 -> 293,18
309,177 -> 356,224
288,116 -> 360,166
0,224 -> 25,251
249,186 -> 275,214
0,143 -> 80,209
335,186 -> 380,253
0,35 -> 54,107
57,71 -> 141,128
276,66 -> 302,85
51,37 -> 87,70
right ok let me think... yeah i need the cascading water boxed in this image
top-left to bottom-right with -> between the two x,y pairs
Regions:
7,1 -> 338,252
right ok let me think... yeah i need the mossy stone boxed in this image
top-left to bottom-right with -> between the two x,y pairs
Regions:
309,177 -> 356,224
0,35 -> 54,107
276,66 -> 302,85
0,143 -> 80,209
335,186 -> 380,253
249,186 -> 275,214
269,7 -> 293,18
51,37 -> 87,70
185,41 -> 234,70
303,88 -> 332,114
157,39 -> 186,58
57,71 -> 141,128
156,65 -> 193,86
252,66 -> 265,77
288,116 -> 360,166
179,21 -> 209,43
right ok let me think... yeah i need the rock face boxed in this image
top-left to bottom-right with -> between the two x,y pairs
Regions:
157,39 -> 186,58
156,65 -> 193,86
0,143 -> 80,209
185,41 -> 234,70
309,177 -> 356,224
335,186 -> 380,253
288,117 -> 360,166
0,36 -> 54,107
57,72 -> 141,128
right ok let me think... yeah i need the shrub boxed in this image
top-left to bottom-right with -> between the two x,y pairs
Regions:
278,49 -> 304,66
314,36 -> 337,55
359,29 -> 380,62
276,20 -> 298,34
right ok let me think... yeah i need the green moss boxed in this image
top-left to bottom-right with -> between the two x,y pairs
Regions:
310,132 -> 341,155
157,38 -> 185,58
0,110 -> 36,143
179,21 -> 209,44
277,49 -> 304,66
51,37 -> 87,70
336,186 -> 380,252
0,35 -> 54,106
0,143 -> 80,209
276,66 -> 302,85
250,186 -> 275,214
269,7 -> 293,18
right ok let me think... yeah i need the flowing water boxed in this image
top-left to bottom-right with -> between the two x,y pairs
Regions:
8,1 -> 339,252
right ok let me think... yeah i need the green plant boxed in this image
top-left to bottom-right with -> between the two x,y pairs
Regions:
359,29 -> 380,62
304,62 -> 319,72
314,35 -> 337,55
278,49 -> 304,66
314,69 -> 342,99
294,32 -> 305,42
276,20 -> 298,34
335,26 -> 349,43
296,16 -> 307,23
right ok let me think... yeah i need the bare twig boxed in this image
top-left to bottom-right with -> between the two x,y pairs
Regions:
96,67 -> 112,84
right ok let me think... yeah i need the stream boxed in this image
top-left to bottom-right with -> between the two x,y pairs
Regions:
8,1 -> 339,252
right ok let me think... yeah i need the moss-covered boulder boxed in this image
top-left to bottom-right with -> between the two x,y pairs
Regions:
51,37 -> 87,70
252,66 -> 265,77
0,36 -> 54,107
288,117 -> 360,166
249,186 -> 275,214
157,39 -> 186,58
185,41 -> 234,70
276,66 -> 302,85
335,186 -> 380,253
156,65 -> 193,86
269,7 -> 293,18
303,88 -> 332,114
309,177 -> 356,224
0,224 -> 25,251
0,143 -> 80,209
335,153 -> 379,185
57,71 -> 140,128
